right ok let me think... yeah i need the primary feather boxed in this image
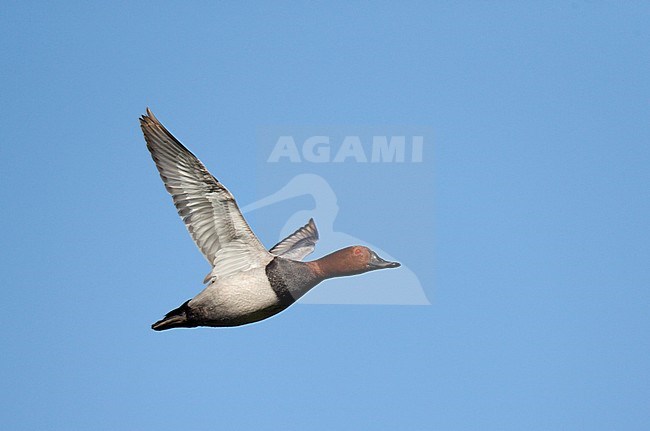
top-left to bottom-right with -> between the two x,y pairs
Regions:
140,108 -> 270,281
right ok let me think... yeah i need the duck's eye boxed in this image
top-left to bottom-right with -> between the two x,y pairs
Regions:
354,247 -> 362,255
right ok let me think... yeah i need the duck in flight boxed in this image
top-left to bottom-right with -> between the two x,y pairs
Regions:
140,109 -> 400,330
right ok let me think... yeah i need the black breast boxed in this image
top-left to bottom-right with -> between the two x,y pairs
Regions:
265,257 -> 321,306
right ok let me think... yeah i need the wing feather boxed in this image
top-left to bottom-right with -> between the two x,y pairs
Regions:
140,108 -> 271,281
269,218 -> 319,261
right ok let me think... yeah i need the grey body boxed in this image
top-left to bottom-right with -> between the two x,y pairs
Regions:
155,257 -> 322,329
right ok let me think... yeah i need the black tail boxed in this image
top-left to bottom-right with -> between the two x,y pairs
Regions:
151,300 -> 195,331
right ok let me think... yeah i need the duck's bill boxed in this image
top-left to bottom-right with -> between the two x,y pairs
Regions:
369,252 -> 401,269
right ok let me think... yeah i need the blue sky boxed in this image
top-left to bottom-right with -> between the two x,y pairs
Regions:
1,2 -> 649,430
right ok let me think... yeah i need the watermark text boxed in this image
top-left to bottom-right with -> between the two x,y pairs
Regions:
267,135 -> 424,163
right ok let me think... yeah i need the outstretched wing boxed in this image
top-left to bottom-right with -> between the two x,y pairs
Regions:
269,218 -> 319,261
140,108 -> 271,281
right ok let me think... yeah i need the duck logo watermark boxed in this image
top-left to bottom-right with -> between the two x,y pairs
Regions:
248,126 -> 433,305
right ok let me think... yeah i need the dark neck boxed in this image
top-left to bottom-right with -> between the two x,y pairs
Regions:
266,257 -> 323,304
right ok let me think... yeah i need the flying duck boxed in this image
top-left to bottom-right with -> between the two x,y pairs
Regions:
140,109 -> 400,330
